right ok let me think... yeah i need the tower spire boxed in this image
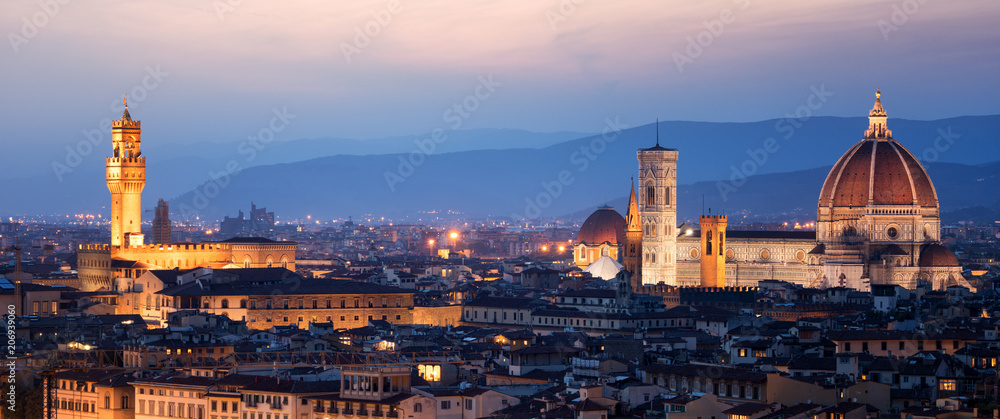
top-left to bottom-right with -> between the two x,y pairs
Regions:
121,94 -> 133,121
655,119 -> 660,147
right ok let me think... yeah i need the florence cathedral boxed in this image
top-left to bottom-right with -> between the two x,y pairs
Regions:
573,91 -> 971,292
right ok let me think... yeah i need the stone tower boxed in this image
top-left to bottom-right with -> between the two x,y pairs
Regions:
622,179 -> 643,289
699,215 -> 727,288
152,199 -> 171,244
107,98 -> 146,247
637,121 -> 678,285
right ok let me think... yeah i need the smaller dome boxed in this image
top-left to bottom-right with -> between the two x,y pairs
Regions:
583,256 -> 624,280
577,206 -> 626,245
919,244 -> 959,268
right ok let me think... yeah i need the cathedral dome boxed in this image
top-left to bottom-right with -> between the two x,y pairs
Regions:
577,206 -> 626,245
818,91 -> 938,209
918,244 -> 959,268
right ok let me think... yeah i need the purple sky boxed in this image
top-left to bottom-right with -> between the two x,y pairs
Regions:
2,0 -> 998,157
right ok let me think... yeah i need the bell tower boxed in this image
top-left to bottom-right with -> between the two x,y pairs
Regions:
623,179 -> 643,289
699,215 -> 727,288
637,120 -> 679,285
107,97 -> 146,247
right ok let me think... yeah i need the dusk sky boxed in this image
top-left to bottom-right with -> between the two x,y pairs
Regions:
2,0 -> 998,158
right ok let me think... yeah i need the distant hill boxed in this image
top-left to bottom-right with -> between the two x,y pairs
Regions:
3,116 -> 998,221
568,161 -> 1000,226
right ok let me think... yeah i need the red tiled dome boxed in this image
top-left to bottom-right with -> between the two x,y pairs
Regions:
918,244 -> 959,268
576,206 -> 625,245
818,91 -> 938,209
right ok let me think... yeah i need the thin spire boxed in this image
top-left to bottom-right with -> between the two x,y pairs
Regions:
121,94 -> 133,121
655,119 -> 660,147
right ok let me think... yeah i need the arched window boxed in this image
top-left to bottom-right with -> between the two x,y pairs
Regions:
646,184 -> 656,205
664,186 -> 671,205
706,231 -> 713,255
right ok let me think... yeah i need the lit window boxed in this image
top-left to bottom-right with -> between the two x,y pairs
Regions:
939,379 -> 956,391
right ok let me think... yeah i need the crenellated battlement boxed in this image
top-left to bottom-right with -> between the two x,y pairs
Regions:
106,157 -> 146,164
78,244 -> 111,252
112,119 -> 140,128
123,243 -> 231,252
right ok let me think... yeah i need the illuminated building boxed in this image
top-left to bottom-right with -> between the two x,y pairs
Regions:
637,125 -> 679,286
572,206 -> 625,268
151,199 -> 171,244
76,103 -> 296,291
640,92 -> 970,290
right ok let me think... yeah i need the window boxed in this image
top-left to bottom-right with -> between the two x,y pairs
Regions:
881,341 -> 887,351
939,379 -> 956,391
899,341 -> 905,351
465,399 -> 472,410
440,401 -> 451,410
413,404 -> 422,413
645,185 -> 655,205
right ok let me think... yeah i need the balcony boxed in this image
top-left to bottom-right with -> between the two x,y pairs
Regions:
327,407 -> 339,414
342,409 -> 354,415
373,410 -> 384,417
358,409 -> 370,416
386,412 -> 398,418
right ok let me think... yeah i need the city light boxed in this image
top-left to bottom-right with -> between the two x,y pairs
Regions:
449,232 -> 459,239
